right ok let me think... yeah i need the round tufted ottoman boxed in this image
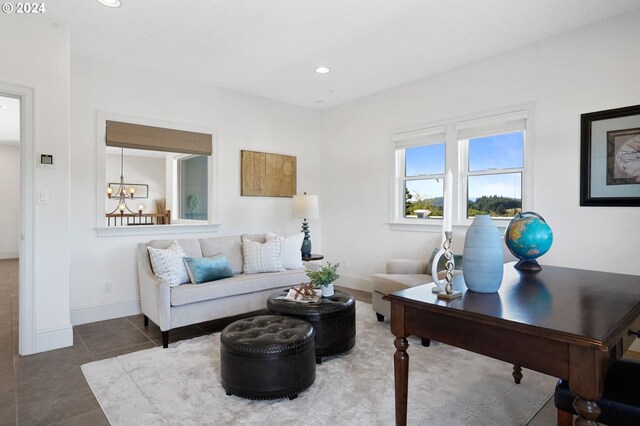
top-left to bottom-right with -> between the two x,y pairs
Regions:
267,290 -> 356,364
220,315 -> 316,400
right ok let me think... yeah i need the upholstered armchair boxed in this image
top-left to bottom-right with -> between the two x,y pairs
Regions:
372,250 -> 462,322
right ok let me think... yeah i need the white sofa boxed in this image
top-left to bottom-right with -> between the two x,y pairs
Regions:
137,234 -> 308,347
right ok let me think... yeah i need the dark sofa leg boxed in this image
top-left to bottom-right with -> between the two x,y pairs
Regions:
512,365 -> 523,384
162,331 -> 169,348
421,338 -> 431,347
144,315 -> 149,327
376,313 -> 384,322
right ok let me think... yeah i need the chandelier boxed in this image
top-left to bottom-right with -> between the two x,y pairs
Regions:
106,148 -> 142,214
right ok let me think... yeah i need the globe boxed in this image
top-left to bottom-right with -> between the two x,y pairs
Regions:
505,211 -> 553,271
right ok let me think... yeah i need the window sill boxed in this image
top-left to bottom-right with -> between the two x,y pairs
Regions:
388,220 -> 508,233
96,223 -> 221,237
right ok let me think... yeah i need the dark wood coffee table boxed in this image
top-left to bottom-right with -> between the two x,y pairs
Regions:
267,289 -> 356,363
385,262 -> 640,426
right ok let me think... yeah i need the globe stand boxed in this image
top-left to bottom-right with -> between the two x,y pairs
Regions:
514,259 -> 542,272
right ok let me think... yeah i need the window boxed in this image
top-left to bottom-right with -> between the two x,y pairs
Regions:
392,127 -> 446,221
391,106 -> 532,227
463,131 -> 524,219
97,114 -> 218,233
177,155 -> 209,221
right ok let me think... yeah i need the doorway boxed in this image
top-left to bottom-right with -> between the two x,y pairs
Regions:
0,84 -> 35,355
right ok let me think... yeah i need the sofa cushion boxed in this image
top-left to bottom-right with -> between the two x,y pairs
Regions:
426,248 -> 464,272
266,232 -> 304,269
386,259 -> 428,274
147,239 -> 203,258
242,237 -> 284,274
184,254 -> 233,284
372,273 -> 433,296
147,241 -> 190,287
170,269 -> 306,307
199,236 -> 243,274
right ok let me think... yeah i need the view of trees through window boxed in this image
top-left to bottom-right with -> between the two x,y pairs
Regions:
402,131 -> 524,219
466,131 -> 523,218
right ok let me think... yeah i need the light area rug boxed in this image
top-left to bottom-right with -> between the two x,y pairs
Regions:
82,301 -> 556,425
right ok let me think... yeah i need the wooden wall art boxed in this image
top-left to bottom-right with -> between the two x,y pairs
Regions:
241,150 -> 297,197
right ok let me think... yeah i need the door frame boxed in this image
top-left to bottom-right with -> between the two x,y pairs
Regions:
0,82 -> 35,355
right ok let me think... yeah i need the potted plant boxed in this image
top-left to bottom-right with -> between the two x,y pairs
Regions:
305,262 -> 340,297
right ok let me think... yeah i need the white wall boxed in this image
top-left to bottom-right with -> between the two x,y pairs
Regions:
70,53 -> 323,324
322,11 -> 640,292
0,16 -> 72,352
105,153 -> 166,214
0,145 -> 20,259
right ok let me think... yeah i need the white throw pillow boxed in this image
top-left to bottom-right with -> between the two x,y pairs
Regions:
266,232 -> 304,269
242,237 -> 284,274
147,241 -> 190,287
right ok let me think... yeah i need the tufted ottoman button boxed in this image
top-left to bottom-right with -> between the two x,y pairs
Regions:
220,315 -> 315,400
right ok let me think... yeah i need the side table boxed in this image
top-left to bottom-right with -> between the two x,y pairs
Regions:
302,254 -> 324,261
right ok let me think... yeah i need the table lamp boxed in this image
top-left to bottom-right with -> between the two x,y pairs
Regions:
292,192 -> 319,258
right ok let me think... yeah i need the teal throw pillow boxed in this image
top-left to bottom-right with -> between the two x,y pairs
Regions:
427,247 -> 463,272
183,254 -> 233,284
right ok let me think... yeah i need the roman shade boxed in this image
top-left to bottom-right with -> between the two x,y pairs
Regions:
392,126 -> 446,149
106,120 -> 212,155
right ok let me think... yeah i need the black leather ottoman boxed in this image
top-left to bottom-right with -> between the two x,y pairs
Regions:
554,358 -> 640,425
267,290 -> 356,364
220,315 -> 316,400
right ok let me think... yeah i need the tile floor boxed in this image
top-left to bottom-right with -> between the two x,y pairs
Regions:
0,258 -> 560,425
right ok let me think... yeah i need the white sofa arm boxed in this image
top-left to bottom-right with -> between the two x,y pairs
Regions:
385,259 -> 428,275
137,243 -> 171,331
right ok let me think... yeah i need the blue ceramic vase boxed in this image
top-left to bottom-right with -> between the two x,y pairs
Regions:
463,215 -> 504,293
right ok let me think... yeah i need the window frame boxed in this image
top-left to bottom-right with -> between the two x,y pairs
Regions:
174,153 -> 211,223
390,104 -> 534,231
96,111 -> 220,236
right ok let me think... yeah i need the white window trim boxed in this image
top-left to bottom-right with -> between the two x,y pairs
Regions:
95,111 -> 220,236
389,103 -> 534,232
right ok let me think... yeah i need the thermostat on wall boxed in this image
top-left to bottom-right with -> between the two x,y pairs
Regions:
38,153 -> 55,168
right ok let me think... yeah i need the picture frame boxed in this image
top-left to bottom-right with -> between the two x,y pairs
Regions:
580,104 -> 640,206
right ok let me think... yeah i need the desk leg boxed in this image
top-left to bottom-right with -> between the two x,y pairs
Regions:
394,337 -> 409,426
572,397 -> 601,426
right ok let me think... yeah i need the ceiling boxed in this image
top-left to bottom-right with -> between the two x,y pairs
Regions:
32,1 -> 640,109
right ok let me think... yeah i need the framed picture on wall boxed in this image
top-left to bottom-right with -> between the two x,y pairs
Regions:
580,104 -> 640,206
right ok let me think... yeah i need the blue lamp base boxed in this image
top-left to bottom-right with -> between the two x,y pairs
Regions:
300,219 -> 312,258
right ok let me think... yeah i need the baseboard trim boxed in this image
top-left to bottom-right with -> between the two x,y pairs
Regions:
71,299 -> 141,325
336,274 -> 372,293
0,251 -> 18,260
35,324 -> 73,353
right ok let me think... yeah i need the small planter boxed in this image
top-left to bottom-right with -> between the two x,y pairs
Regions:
321,283 -> 335,297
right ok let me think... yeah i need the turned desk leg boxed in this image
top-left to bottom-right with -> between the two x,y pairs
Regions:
573,397 -> 601,426
394,337 -> 409,426
512,365 -> 523,384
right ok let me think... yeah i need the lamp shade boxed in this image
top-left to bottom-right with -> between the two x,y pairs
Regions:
292,194 -> 319,219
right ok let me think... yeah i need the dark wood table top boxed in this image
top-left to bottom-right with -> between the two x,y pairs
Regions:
387,262 -> 640,350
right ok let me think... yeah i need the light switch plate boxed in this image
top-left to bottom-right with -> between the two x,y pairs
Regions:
37,190 -> 49,204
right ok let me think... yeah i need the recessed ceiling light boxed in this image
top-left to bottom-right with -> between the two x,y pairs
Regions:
315,100 -> 324,104
315,66 -> 330,74
97,0 -> 121,7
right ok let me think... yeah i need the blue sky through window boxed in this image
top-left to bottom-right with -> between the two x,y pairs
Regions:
468,173 -> 521,200
468,131 -> 523,171
405,143 -> 445,176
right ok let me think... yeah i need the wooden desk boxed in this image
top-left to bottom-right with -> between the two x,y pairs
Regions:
385,262 -> 640,426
